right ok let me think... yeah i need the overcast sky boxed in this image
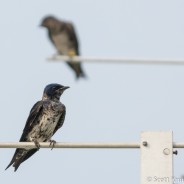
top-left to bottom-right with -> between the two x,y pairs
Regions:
1,0 -> 184,183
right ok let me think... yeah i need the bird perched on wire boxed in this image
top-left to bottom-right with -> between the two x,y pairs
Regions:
5,83 -> 69,171
41,16 -> 86,79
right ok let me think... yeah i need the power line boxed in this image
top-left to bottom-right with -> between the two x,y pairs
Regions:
48,55 -> 184,65
0,142 -> 139,149
0,142 -> 183,149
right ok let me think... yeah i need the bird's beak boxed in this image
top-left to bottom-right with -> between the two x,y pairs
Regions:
57,86 -> 70,92
56,86 -> 70,94
62,86 -> 70,91
40,22 -> 45,27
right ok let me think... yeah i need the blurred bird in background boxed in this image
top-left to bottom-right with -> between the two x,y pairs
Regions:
6,83 -> 69,171
41,16 -> 86,79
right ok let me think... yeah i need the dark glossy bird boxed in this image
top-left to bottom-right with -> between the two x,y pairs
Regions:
6,83 -> 69,171
41,16 -> 86,79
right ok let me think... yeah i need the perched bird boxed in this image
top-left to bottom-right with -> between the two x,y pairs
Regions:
6,83 -> 69,171
41,16 -> 86,79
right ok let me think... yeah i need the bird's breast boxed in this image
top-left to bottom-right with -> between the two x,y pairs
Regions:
52,32 -> 74,55
39,112 -> 60,137
28,102 -> 63,142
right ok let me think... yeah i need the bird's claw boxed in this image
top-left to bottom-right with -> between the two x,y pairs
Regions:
49,140 -> 56,150
33,140 -> 40,150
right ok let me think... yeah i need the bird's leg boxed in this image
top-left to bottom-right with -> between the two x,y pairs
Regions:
33,139 -> 40,150
68,50 -> 76,57
49,140 -> 56,150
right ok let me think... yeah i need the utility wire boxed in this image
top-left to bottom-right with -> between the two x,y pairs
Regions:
48,55 -> 184,65
0,142 -> 183,149
0,142 -> 139,149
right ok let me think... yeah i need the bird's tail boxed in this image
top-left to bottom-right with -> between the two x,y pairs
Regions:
75,65 -> 86,79
5,149 -> 28,171
67,62 -> 87,79
5,148 -> 38,171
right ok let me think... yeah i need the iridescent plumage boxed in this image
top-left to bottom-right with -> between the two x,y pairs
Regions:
6,83 -> 69,171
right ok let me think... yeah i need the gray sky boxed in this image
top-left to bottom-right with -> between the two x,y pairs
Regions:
1,0 -> 184,183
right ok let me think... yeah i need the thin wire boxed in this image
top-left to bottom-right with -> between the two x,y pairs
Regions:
173,143 -> 184,148
0,142 -> 183,149
0,142 -> 139,149
48,55 -> 184,65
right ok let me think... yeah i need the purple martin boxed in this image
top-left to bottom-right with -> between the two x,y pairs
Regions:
41,16 -> 86,79
6,83 -> 69,171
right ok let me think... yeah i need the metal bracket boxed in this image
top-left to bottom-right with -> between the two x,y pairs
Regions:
141,131 -> 173,184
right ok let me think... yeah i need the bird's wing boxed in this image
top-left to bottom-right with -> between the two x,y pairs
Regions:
65,22 -> 87,78
65,22 -> 80,55
52,105 -> 66,136
19,100 -> 43,141
5,101 -> 44,171
48,30 -> 54,45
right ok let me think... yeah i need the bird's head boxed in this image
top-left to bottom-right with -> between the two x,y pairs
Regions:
40,16 -> 59,29
43,83 -> 69,101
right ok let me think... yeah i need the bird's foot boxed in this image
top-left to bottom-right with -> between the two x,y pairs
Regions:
33,140 -> 40,150
68,50 -> 76,57
49,140 -> 56,150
